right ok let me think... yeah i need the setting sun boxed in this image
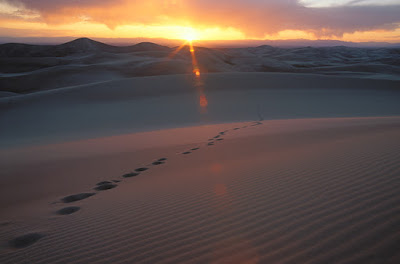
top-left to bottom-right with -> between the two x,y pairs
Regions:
0,0 -> 399,43
181,27 -> 198,42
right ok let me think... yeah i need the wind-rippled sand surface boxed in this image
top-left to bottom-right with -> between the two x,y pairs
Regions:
0,117 -> 399,263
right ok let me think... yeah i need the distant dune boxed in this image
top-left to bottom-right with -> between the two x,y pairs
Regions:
1,36 -> 400,48
0,38 -> 399,94
0,38 -> 171,57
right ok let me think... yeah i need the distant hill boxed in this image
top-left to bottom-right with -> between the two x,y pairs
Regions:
0,36 -> 399,49
201,39 -> 400,48
0,38 -> 171,57
0,38 -> 399,94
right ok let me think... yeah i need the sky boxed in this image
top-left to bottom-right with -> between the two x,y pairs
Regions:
0,0 -> 400,43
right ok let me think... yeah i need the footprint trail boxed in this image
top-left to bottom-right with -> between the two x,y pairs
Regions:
5,120 -> 264,249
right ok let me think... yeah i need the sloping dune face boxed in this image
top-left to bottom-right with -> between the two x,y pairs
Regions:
1,72 -> 400,149
1,38 -> 400,94
0,117 -> 399,263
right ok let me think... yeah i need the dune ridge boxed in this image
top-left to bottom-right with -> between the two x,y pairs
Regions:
1,72 -> 400,149
1,38 -> 400,94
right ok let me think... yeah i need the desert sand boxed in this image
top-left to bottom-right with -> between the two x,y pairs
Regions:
0,39 -> 400,263
1,72 -> 400,149
0,116 -> 400,263
1,38 -> 400,95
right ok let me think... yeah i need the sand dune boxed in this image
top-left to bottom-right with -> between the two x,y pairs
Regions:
0,38 -> 171,58
1,72 -> 400,149
1,38 -> 400,94
0,117 -> 399,263
1,38 -> 400,263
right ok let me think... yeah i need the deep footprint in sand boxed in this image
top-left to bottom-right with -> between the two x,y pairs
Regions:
191,148 -> 200,151
123,172 -> 139,178
9,233 -> 45,249
0,222 -> 11,227
152,161 -> 165,165
94,183 -> 117,191
61,193 -> 95,203
135,167 -> 149,172
214,135 -> 221,139
208,142 -> 215,146
233,128 -> 240,130
251,122 -> 262,126
97,181 -> 112,185
216,138 -> 224,141
182,152 -> 191,155
158,158 -> 167,161
56,206 -> 80,215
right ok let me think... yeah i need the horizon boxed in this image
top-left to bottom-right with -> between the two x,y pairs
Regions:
1,0 -> 400,44
1,36 -> 400,48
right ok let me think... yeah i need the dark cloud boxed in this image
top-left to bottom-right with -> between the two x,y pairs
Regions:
183,0 -> 400,37
3,0 -> 400,37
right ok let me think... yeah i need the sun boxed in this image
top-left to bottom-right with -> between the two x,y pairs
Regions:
181,27 -> 198,42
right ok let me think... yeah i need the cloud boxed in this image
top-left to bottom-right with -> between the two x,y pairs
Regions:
300,0 -> 400,7
2,0 -> 400,38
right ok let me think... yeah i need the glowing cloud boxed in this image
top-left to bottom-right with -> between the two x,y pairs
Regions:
0,0 -> 399,41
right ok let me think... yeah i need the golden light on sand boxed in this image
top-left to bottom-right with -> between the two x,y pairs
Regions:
184,33 -> 208,112
199,95 -> 208,107
214,184 -> 227,196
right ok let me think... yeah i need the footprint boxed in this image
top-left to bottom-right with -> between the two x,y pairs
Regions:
94,183 -> 117,191
233,128 -> 240,130
152,161 -> 165,165
208,139 -> 214,141
214,135 -> 221,139
158,158 -> 167,161
56,206 -> 80,215
97,181 -> 112,185
207,142 -> 215,146
9,233 -> 45,249
216,138 -> 224,141
0,222 -> 11,227
251,122 -> 262,126
242,126 -> 248,128
62,193 -> 95,203
219,132 -> 225,135
123,172 -> 139,178
191,148 -> 200,151
182,152 -> 191,155
113,180 -> 121,183
135,167 -> 149,172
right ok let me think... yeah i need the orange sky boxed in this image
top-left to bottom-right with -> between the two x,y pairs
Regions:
1,0 -> 400,43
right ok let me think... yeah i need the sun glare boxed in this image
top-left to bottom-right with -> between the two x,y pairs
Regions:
181,27 -> 198,42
